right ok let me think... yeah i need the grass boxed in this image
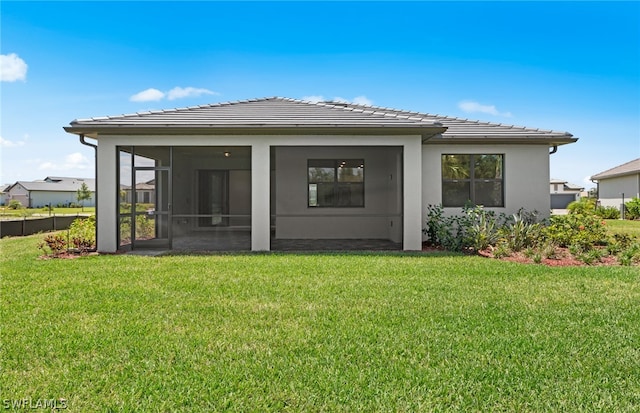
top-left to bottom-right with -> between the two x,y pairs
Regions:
0,206 -> 95,216
605,219 -> 640,238
2,235 -> 640,411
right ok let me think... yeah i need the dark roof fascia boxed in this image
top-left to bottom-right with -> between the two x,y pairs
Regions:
422,135 -> 578,146
63,125 -> 447,140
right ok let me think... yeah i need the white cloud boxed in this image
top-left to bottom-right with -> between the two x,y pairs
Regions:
458,100 -> 512,117
303,95 -> 373,105
301,95 -> 325,103
130,88 -> 165,102
352,96 -> 373,106
0,135 -> 27,148
130,86 -> 219,102
167,86 -> 217,100
38,152 -> 91,172
0,53 -> 28,82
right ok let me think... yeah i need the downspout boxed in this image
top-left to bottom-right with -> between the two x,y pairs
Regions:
549,145 -> 558,155
79,134 -> 98,246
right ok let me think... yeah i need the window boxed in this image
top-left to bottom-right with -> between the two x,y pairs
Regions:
441,154 -> 504,207
308,159 -> 364,207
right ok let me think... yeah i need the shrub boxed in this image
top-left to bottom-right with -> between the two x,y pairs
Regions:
595,206 -> 620,220
462,206 -> 505,251
543,214 -> 608,250
618,243 -> 640,266
498,210 -> 543,252
7,200 -> 23,210
39,234 -> 68,256
423,204 -> 508,251
625,197 -> 640,220
68,216 -> 96,252
39,217 -> 96,256
567,197 -> 596,215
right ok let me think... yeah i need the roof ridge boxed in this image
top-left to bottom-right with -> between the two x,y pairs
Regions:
307,99 -> 571,135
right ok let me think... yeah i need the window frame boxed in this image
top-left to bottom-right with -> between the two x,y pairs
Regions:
441,154 -> 504,207
308,159 -> 365,208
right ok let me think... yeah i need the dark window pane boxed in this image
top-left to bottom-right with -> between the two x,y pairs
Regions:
474,181 -> 503,207
474,155 -> 503,179
316,183 -> 335,207
308,167 -> 335,182
442,181 -> 470,207
442,155 -> 470,179
336,183 -> 364,207
338,166 -> 364,182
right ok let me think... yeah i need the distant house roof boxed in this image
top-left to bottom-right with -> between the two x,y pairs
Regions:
591,158 -> 640,180
64,97 -> 577,146
9,177 -> 95,192
551,178 -> 583,191
0,184 -> 10,193
564,182 -> 584,191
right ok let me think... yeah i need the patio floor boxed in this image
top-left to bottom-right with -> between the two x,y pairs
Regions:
170,231 -> 402,252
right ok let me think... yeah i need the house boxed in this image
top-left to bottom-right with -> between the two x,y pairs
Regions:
120,180 -> 156,204
0,184 -> 11,205
6,176 -> 96,208
550,178 -> 584,209
63,97 -> 577,253
590,158 -> 640,209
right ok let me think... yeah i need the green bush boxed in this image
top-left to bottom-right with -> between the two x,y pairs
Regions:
7,200 -> 23,210
423,205 -> 509,251
498,210 -> 543,252
596,206 -> 620,219
567,197 -> 597,215
69,216 -> 96,252
544,214 -> 608,250
625,197 -> 640,220
39,217 -> 96,256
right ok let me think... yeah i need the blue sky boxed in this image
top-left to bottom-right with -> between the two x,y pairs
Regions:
2,1 -> 639,189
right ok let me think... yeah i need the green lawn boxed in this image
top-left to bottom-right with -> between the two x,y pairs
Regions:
0,206 -> 95,218
605,219 -> 640,238
2,235 -> 639,411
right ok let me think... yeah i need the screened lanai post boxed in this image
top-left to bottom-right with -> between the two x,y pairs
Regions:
79,134 -> 97,247
403,139 -> 423,250
251,142 -> 270,250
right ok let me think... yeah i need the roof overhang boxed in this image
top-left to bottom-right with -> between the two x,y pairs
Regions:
63,124 -> 448,141
422,134 -> 578,146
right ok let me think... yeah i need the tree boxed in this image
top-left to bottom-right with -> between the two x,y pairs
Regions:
76,183 -> 92,211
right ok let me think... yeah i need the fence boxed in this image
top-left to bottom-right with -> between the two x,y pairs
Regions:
0,216 -> 88,238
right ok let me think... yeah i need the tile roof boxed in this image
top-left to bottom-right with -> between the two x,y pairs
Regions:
11,177 -> 95,192
65,96 -> 577,145
591,158 -> 640,180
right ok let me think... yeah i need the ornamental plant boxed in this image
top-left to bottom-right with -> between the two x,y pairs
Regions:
625,197 -> 640,220
543,214 -> 608,250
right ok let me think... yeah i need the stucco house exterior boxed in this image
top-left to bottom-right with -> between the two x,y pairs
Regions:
550,178 -> 584,209
63,97 -> 577,253
591,158 -> 640,209
6,176 -> 95,208
0,184 -> 10,205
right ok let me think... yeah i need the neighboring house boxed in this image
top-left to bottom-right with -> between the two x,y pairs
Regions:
64,97 -> 577,253
6,176 -> 96,208
550,178 -> 584,209
0,184 -> 11,205
590,158 -> 640,209
121,180 -> 156,204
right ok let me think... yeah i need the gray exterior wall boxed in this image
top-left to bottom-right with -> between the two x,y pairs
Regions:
598,174 -> 640,208
31,191 -> 95,208
422,144 -> 551,219
274,146 -> 403,242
